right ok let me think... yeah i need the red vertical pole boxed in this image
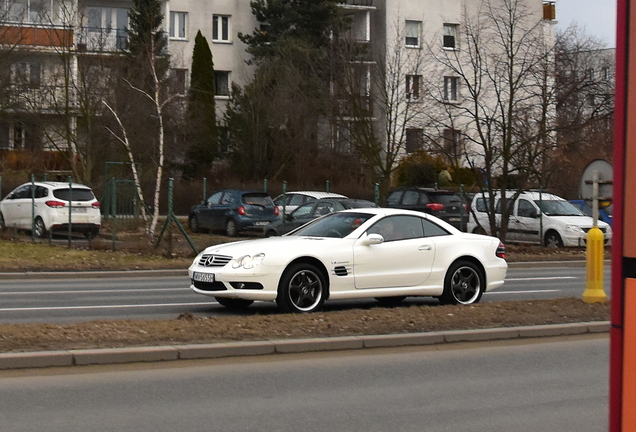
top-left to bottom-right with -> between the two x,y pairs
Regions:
612,0 -> 630,430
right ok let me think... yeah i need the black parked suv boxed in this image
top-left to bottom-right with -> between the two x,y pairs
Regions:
386,187 -> 467,231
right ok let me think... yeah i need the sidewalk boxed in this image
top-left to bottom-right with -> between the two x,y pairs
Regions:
0,321 -> 609,370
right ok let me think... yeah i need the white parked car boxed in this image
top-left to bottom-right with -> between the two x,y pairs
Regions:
189,208 -> 507,313
273,191 -> 347,215
0,181 -> 101,238
467,190 -> 612,247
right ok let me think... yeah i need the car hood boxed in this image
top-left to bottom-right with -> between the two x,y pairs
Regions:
201,235 -> 342,256
543,215 -> 610,229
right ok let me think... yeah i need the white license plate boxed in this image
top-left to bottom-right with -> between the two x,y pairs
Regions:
70,207 -> 87,213
448,217 -> 461,222
193,272 -> 215,282
254,221 -> 269,226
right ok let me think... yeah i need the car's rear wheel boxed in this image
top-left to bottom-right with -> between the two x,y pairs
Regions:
544,230 -> 563,248
225,219 -> 237,237
84,229 -> 98,239
439,260 -> 484,305
0,211 -> 5,231
189,215 -> 200,233
33,217 -> 46,238
375,296 -> 407,307
214,297 -> 254,309
276,263 -> 326,313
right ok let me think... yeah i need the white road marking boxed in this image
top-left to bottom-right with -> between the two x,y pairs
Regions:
486,289 -> 561,295
505,276 -> 577,281
0,302 -> 213,312
0,288 -> 189,295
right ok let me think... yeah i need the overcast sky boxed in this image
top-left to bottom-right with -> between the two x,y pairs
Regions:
555,0 -> 618,47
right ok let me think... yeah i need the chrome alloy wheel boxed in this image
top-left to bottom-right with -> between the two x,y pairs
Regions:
449,264 -> 482,304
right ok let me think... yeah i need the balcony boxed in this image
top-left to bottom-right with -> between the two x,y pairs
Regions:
76,27 -> 128,52
339,0 -> 374,7
0,85 -> 77,111
0,24 -> 73,47
336,96 -> 373,118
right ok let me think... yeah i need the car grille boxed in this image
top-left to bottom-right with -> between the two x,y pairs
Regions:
193,280 -> 227,291
198,254 -> 232,267
582,227 -> 607,234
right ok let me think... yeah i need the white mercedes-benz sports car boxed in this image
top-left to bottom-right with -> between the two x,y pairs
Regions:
188,208 -> 507,313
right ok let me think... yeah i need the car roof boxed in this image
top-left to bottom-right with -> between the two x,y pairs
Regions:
21,181 -> 92,189
282,191 -> 347,199
390,187 -> 455,194
474,190 -> 564,201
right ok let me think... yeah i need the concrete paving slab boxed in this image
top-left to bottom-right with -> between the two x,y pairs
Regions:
0,351 -> 73,369
274,336 -> 364,353
177,341 -> 276,359
361,332 -> 445,348
71,346 -> 179,365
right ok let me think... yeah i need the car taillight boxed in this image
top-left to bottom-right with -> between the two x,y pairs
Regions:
45,200 -> 66,208
426,203 -> 445,211
496,242 -> 506,259
463,204 -> 468,212
238,206 -> 246,216
92,201 -> 101,209
274,206 -> 280,216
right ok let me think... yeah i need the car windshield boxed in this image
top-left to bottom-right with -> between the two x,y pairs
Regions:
290,212 -> 375,238
535,200 -> 584,216
242,194 -> 273,206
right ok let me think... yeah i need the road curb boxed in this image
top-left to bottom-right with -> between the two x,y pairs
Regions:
0,321 -> 609,370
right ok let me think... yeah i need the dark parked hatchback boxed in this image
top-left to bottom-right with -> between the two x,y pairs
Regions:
189,190 -> 280,236
386,187 -> 467,231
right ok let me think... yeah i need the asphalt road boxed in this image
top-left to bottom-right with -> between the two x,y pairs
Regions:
0,335 -> 609,432
0,263 -> 610,324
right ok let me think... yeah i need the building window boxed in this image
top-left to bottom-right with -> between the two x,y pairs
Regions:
215,71 -> 230,96
169,11 -> 187,39
443,24 -> 458,49
405,20 -> 421,47
0,122 -> 10,149
444,76 -> 458,101
602,66 -> 610,80
213,15 -> 231,42
406,75 -> 421,99
406,128 -> 423,153
443,128 -> 464,155
14,62 -> 41,88
586,68 -> 595,80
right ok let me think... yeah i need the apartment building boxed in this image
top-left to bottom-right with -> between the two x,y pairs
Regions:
0,0 -> 555,167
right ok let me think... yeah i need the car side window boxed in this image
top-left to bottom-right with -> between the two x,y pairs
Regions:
422,219 -> 450,237
368,215 -> 423,242
13,186 -> 31,199
313,202 -> 333,216
292,203 -> 313,218
386,191 -> 403,206
418,193 -> 429,205
475,197 -> 488,212
517,199 -> 536,218
402,191 -> 419,206
35,186 -> 48,198
289,195 -> 305,206
207,192 -> 222,205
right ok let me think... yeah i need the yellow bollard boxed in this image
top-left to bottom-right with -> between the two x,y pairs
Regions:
582,226 -> 608,303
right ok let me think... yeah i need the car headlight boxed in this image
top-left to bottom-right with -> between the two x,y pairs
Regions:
232,253 -> 265,269
566,225 -> 584,233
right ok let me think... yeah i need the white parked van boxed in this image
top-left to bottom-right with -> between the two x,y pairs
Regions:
467,190 -> 611,247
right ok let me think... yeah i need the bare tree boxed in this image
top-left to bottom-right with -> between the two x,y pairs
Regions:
332,18 -> 433,200
420,0 -> 556,241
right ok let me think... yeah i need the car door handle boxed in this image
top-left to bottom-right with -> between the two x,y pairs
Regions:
418,245 -> 432,251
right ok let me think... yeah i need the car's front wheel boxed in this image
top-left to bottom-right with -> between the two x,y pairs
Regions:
33,217 -> 46,238
544,230 -> 563,248
439,260 -> 484,305
276,263 -> 326,313
214,297 -> 254,309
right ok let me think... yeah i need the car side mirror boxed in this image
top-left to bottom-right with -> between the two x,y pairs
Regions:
532,211 -> 540,218
362,233 -> 384,245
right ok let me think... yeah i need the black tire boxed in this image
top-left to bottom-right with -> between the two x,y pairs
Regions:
214,297 -> 254,309
439,260 -> 484,305
0,211 -> 5,231
189,215 -> 200,233
276,263 -> 327,313
33,217 -> 46,238
544,230 -> 563,248
375,296 -> 407,307
84,229 -> 98,239
226,219 -> 237,237
472,226 -> 486,235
